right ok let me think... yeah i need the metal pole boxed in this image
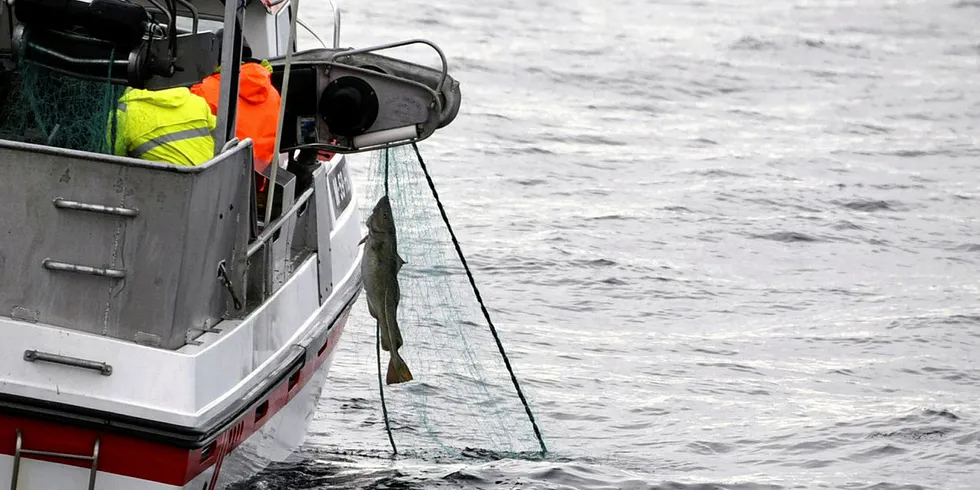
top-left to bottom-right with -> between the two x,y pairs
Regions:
214,0 -> 244,153
263,0 -> 301,225
331,0 -> 340,48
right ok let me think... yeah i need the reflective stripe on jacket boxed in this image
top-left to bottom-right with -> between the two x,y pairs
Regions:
190,61 -> 281,172
109,87 -> 217,166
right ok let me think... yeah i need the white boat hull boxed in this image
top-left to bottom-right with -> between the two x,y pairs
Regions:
209,336 -> 337,490
0,302 -> 352,490
0,336 -> 340,490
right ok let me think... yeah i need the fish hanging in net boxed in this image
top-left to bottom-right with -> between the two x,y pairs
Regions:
337,145 -> 547,461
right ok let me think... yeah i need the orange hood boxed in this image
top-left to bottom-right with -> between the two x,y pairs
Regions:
238,62 -> 274,105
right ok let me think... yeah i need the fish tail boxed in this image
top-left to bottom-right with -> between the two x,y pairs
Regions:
381,274 -> 411,384
386,350 -> 413,385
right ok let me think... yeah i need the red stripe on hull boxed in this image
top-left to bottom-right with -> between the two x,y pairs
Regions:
0,312 -> 349,487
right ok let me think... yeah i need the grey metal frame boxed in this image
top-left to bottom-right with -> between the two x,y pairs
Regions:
0,138 -> 252,350
245,160 -> 333,305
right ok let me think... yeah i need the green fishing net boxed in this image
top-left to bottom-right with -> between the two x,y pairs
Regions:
340,145 -> 546,460
0,45 -> 123,154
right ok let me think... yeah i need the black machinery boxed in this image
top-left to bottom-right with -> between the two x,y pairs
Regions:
5,0 -> 217,89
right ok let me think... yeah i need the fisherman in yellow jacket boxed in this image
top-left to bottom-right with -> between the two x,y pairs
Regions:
108,86 -> 216,166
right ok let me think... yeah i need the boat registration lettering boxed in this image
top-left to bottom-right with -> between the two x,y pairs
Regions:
329,158 -> 352,218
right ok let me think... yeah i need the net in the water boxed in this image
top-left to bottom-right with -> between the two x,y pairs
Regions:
0,54 -> 123,154
345,145 -> 547,460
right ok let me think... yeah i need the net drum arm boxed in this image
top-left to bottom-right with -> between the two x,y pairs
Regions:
9,0 -> 218,89
11,24 -> 149,85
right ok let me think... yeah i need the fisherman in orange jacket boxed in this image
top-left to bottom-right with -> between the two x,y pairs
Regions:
190,34 -> 281,174
191,34 -> 282,215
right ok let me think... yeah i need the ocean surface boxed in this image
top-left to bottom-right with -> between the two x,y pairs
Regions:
241,0 -> 979,488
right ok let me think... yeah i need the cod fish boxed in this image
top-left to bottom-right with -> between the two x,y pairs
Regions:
359,195 -> 414,385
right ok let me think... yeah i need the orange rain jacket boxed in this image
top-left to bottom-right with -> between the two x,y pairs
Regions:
190,62 -> 281,172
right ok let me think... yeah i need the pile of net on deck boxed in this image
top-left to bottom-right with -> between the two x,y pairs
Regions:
317,146 -> 547,463
0,51 -> 123,154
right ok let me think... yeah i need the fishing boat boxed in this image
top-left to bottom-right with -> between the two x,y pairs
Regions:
0,0 -> 461,486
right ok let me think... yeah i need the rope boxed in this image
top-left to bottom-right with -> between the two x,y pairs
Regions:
377,320 -> 397,454
377,148 -> 396,454
384,149 -> 390,197
410,142 -> 548,457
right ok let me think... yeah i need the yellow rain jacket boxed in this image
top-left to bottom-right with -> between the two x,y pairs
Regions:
109,87 -> 217,166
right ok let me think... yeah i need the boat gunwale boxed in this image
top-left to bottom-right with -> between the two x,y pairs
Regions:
0,135 -> 254,174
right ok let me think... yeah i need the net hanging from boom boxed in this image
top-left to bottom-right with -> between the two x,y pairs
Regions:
342,144 -> 548,461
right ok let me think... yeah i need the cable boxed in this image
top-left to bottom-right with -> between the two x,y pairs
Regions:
384,148 -> 390,197
410,142 -> 548,457
377,319 -> 397,454
377,148 -> 396,454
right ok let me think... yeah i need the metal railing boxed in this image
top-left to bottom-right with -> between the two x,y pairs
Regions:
267,0 -> 340,49
11,429 -> 101,490
247,186 -> 313,258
